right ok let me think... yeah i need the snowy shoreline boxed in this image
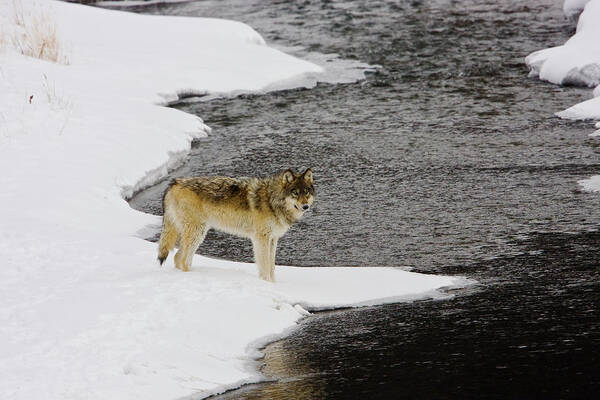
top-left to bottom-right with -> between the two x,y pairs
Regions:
0,1 -> 470,399
525,0 -> 600,191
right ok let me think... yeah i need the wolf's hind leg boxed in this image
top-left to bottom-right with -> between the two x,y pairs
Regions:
174,249 -> 183,271
253,234 -> 273,282
177,223 -> 207,272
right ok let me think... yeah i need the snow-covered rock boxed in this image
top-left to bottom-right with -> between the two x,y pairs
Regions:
526,0 -> 600,88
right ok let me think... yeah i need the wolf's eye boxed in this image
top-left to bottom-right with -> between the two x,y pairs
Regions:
291,189 -> 299,197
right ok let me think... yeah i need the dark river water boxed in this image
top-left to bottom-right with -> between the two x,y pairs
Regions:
116,0 -> 600,398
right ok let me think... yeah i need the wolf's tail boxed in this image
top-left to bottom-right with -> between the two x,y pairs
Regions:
157,215 -> 177,265
157,183 -> 178,265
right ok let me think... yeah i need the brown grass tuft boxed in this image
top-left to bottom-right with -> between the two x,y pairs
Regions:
5,0 -> 68,64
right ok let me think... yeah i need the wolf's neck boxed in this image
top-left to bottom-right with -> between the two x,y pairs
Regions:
264,183 -> 296,227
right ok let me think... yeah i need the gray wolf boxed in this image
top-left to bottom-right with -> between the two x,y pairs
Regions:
157,168 -> 315,281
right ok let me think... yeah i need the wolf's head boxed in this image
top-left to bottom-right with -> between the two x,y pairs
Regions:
280,168 -> 315,219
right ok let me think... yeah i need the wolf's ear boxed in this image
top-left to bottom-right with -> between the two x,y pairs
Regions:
282,169 -> 295,184
303,168 -> 313,184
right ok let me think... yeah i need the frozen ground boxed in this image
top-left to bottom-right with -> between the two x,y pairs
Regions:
525,0 -> 600,191
0,1 -> 467,399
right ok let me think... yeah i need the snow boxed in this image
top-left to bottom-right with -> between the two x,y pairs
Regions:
563,0 -> 592,18
525,0 -> 600,192
525,0 -> 600,89
0,1 -> 469,399
97,0 -> 193,7
578,175 -> 600,191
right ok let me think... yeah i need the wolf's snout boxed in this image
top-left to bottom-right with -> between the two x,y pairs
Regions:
302,204 -> 310,211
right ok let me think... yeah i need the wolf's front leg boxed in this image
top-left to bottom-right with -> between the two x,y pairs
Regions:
268,237 -> 278,282
252,234 -> 273,282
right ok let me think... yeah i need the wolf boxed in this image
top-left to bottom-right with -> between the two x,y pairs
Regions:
157,168 -> 314,281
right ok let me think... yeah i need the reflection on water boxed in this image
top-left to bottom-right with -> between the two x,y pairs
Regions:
212,231 -> 600,400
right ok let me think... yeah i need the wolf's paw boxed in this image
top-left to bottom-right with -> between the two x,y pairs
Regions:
174,263 -> 189,272
259,273 -> 273,282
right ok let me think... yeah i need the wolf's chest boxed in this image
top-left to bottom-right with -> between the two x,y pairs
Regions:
206,209 -> 289,240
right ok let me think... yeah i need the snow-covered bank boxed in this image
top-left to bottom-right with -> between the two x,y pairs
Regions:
1,1 -> 469,399
563,0 -> 592,18
525,0 -> 600,192
526,0 -> 600,91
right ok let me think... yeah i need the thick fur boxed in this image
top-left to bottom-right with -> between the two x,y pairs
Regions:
157,168 -> 315,281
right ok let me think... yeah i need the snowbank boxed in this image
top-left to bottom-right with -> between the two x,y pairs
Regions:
525,0 -> 600,192
526,0 -> 600,89
0,1 -> 468,399
563,0 -> 592,18
557,82 -> 600,120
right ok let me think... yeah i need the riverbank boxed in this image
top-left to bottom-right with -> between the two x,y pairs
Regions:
0,1 -> 467,399
526,0 -> 600,191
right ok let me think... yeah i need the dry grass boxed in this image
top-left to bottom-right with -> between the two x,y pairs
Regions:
5,0 -> 68,64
